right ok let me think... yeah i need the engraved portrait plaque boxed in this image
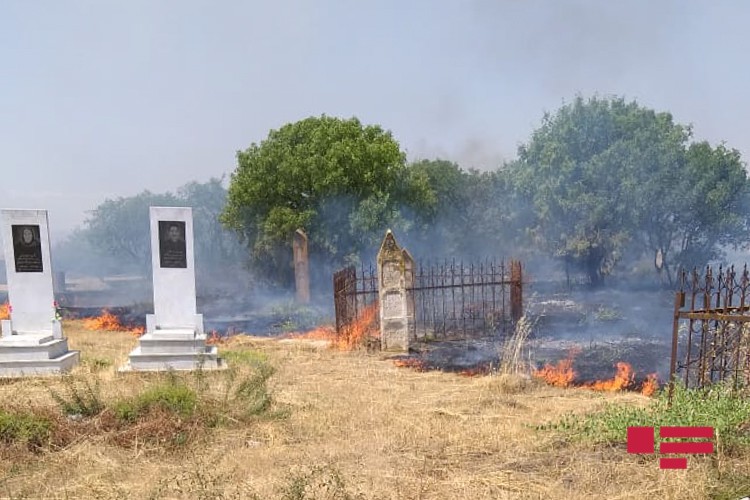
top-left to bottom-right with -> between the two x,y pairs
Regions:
158,220 -> 187,269
11,224 -> 43,273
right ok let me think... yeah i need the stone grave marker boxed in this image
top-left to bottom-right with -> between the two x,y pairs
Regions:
293,229 -> 310,304
377,230 -> 412,352
124,207 -> 223,371
0,209 -> 80,376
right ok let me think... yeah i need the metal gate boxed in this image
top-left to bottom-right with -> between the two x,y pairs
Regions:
333,259 -> 523,341
669,265 -> 750,400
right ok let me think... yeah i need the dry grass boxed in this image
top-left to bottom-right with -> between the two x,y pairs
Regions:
0,320 -> 746,499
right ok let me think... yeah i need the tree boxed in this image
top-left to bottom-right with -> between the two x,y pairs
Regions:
222,115 -> 433,286
80,179 -> 244,278
669,142 -> 750,273
84,190 -> 179,273
400,160 -> 523,260
512,95 -> 750,286
177,178 -> 245,271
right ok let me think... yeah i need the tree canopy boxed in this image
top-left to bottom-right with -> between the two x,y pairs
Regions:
221,115 -> 433,285
74,179 -> 243,277
512,95 -> 750,285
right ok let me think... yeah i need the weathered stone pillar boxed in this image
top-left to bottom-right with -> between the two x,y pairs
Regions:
377,230 -> 410,352
293,229 -> 310,304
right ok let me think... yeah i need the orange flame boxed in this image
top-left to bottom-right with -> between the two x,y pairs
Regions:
586,362 -> 635,392
290,302 -> 379,351
0,303 -> 9,321
335,302 -> 379,350
640,373 -> 659,396
533,349 -> 659,396
82,310 -> 145,336
532,349 -> 578,387
206,330 -> 225,345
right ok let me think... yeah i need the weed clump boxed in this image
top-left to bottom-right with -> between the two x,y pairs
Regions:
113,379 -> 197,422
0,409 -> 53,450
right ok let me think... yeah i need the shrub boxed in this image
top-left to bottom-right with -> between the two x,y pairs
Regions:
0,409 -> 52,450
49,375 -> 105,417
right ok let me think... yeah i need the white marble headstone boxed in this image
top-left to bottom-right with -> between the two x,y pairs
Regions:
1,210 -> 56,335
149,207 -> 200,331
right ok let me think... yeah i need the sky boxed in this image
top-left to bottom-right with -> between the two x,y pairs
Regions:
2,0 -> 750,241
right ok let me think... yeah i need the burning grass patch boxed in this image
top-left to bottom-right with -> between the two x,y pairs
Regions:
82,310 -> 145,335
532,345 -> 661,396
288,302 -> 379,352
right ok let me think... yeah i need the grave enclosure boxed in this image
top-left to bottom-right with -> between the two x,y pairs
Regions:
334,230 -> 524,353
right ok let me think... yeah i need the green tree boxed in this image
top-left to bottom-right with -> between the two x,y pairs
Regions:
669,142 -> 750,273
222,115 -> 433,286
84,190 -> 179,273
402,160 -> 523,259
80,179 -> 243,277
512,95 -> 750,286
177,178 -> 245,271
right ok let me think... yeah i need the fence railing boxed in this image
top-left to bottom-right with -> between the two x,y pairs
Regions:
669,265 -> 750,401
333,258 -> 523,341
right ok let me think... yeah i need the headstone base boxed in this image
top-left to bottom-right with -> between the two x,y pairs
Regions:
122,328 -> 224,372
0,333 -> 80,377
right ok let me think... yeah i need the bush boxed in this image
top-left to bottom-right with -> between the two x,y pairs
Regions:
49,375 -> 105,417
0,409 -> 52,450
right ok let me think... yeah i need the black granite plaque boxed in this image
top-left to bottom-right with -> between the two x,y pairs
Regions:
158,220 -> 187,269
12,224 -> 43,273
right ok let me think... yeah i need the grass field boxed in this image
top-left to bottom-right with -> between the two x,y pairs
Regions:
0,321 -> 748,499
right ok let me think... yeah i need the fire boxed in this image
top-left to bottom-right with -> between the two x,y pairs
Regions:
82,310 -> 145,335
641,373 -> 659,397
206,330 -> 225,345
0,303 -> 9,321
533,349 -> 659,396
290,302 -> 379,351
335,302 -> 379,350
532,349 -> 578,387
586,362 -> 635,392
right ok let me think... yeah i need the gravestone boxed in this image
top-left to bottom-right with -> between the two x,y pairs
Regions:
0,209 -> 80,376
124,207 -> 223,371
377,230 -> 412,352
293,229 -> 310,304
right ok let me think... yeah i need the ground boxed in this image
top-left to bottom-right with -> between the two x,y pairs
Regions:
0,321 -> 747,499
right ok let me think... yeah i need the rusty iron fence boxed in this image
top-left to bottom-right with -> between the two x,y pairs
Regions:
669,265 -> 750,401
333,264 -> 378,334
333,259 -> 523,341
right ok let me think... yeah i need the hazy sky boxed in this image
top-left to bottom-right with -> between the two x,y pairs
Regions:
3,1 -> 750,240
